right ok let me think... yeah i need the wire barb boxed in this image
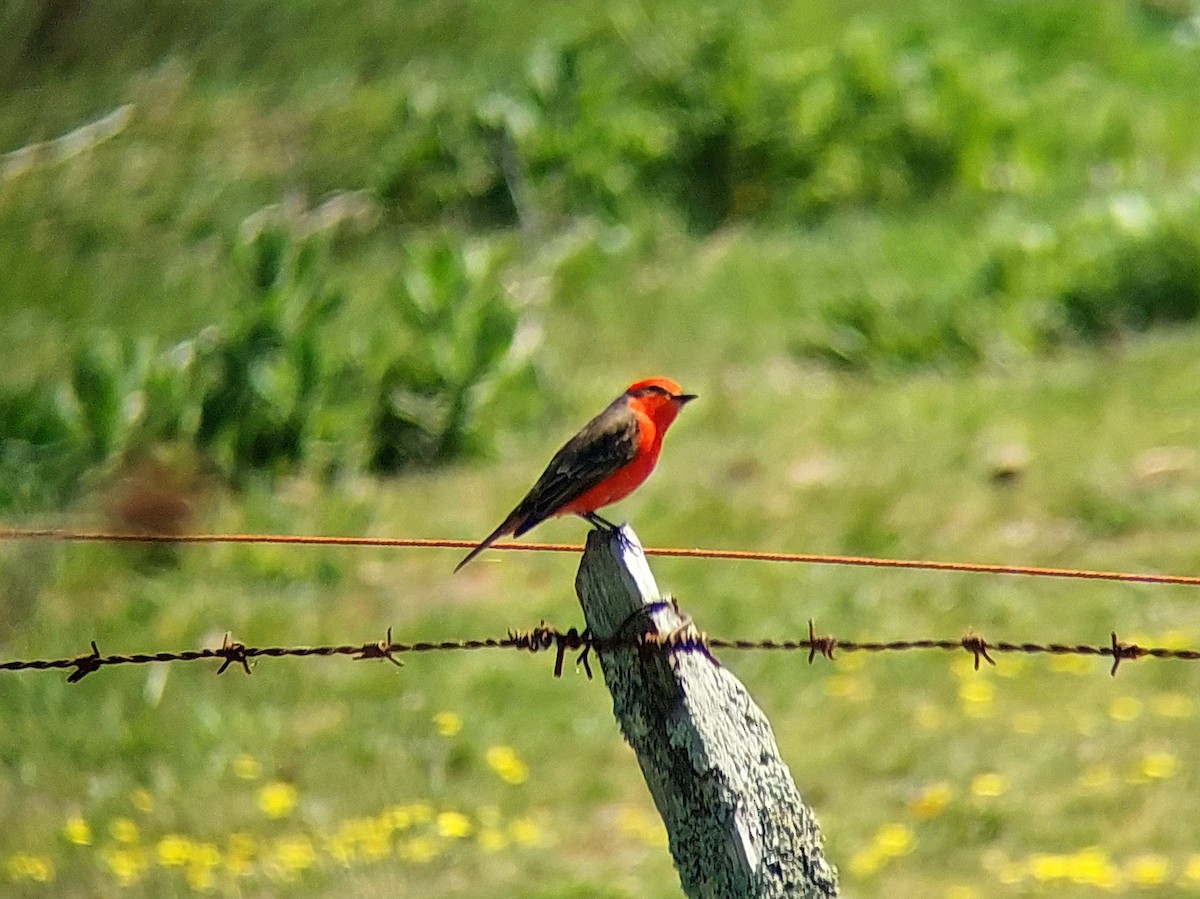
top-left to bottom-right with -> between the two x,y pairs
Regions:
961,633 -> 996,671
808,619 -> 836,663
1110,631 -> 1139,677
67,641 -> 103,684
216,634 -> 251,676
355,627 -> 404,667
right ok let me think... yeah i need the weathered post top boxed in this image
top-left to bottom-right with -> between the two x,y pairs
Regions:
575,525 -> 838,899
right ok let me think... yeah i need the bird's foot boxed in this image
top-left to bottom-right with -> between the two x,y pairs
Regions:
581,511 -> 620,531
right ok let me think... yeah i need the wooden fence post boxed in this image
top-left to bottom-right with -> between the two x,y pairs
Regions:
575,525 -> 838,899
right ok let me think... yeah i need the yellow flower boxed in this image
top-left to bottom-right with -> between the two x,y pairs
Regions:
617,805 -> 668,849
1157,629 -> 1191,649
156,834 -> 193,867
1151,692 -> 1194,719
1066,847 -> 1119,888
1050,654 -> 1093,675
959,679 -> 994,718
226,833 -> 257,878
873,823 -> 915,858
63,815 -> 92,846
384,805 -> 412,831
849,845 -> 885,877
959,681 -> 993,705
402,836 -> 439,864
995,655 -> 1026,678
192,842 -> 220,868
257,782 -> 298,819
983,852 -> 1025,885
1183,853 -> 1200,883
823,675 -> 871,702
110,817 -> 140,844
185,842 -> 220,892
328,815 -> 392,864
101,846 -> 148,886
225,852 -> 252,879
479,827 -> 508,853
437,811 -> 474,840
130,788 -> 154,813
4,853 -> 54,883
508,817 -> 541,847
839,652 -> 865,671
233,754 -> 263,780
970,772 -> 1006,799
1126,853 -> 1170,885
1138,751 -> 1178,780
271,834 -> 316,878
1108,696 -> 1141,722
914,703 -> 945,731
944,887 -> 980,899
951,655 -> 980,679
330,817 -> 393,861
407,802 -> 433,825
486,745 -> 529,785
1030,853 -> 1069,881
228,832 -> 256,857
325,833 -> 354,866
186,861 -> 216,892
433,710 -> 463,738
908,782 -> 953,820
1012,711 -> 1042,734
1078,764 -> 1113,791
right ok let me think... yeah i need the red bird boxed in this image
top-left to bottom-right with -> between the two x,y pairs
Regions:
455,377 -> 697,571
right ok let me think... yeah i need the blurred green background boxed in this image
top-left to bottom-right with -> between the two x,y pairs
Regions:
4,0 -> 1200,895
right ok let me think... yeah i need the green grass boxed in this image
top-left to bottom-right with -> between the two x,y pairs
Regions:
7,335 -> 1200,897
5,0 -> 1200,896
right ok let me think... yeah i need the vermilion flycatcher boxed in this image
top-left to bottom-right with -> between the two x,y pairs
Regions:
455,377 -> 697,570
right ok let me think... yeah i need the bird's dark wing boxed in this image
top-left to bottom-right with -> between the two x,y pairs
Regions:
510,397 -> 640,536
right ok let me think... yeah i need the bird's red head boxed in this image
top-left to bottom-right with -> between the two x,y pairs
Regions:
623,377 -> 697,429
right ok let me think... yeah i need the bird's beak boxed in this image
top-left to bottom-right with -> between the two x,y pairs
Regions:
677,393 -> 698,405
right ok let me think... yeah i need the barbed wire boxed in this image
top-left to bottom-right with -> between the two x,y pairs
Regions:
4,526 -> 1200,587
3,621 -> 1198,684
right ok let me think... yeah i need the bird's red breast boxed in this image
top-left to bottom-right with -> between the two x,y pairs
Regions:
556,378 -> 691,515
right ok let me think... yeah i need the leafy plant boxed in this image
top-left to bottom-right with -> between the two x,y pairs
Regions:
370,237 -> 536,472
193,227 -> 344,483
372,79 -> 520,228
368,22 -> 1046,231
978,192 -> 1200,347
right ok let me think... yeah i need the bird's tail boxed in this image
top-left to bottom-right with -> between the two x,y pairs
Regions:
454,514 -> 523,572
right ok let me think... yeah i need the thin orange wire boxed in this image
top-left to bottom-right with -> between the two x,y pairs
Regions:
2,527 -> 1199,587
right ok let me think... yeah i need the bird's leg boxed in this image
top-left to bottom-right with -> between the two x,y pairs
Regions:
581,511 -> 618,531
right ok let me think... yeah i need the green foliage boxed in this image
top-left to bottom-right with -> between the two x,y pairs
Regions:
0,381 -> 85,509
194,228 -> 345,483
978,193 -> 1200,347
782,190 -> 1200,370
373,81 -> 521,228
791,286 -> 986,371
371,238 -> 531,472
368,21 -> 1135,232
0,334 -> 177,509
0,229 -> 537,510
